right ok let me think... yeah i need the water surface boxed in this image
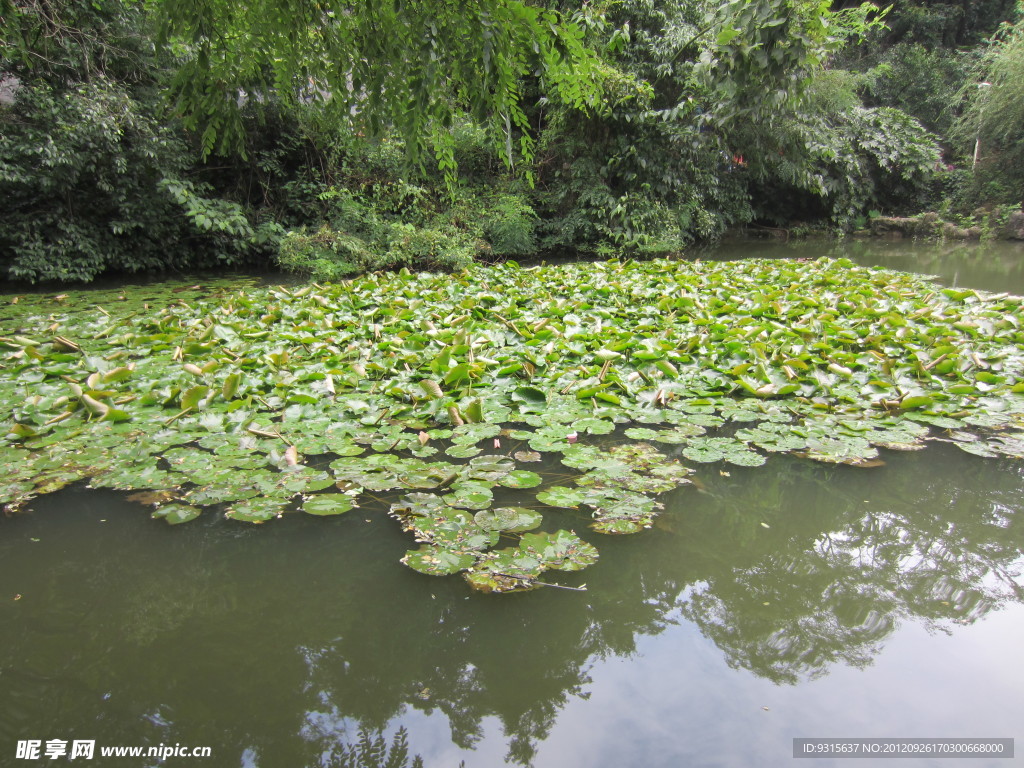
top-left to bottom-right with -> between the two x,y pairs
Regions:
2,240 -> 1023,767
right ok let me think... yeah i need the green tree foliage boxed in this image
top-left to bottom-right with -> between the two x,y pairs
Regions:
0,76 -> 192,281
828,0 -> 1023,212
834,0 -> 1015,147
0,0 -> 1008,283
0,0 -> 276,281
862,44 -> 972,137
530,0 -> 930,246
744,101 -> 941,227
864,0 -> 1018,48
954,14 -> 1024,204
694,0 -> 884,127
270,121 -> 548,281
153,0 -> 605,175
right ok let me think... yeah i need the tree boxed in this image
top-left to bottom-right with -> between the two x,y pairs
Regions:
0,0 -> 278,281
152,0 -> 605,175
955,14 -> 1024,203
528,0 -> 913,248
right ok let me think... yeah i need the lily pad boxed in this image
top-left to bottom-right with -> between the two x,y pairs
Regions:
445,444 -> 482,458
402,546 -> 477,576
6,255 -> 1024,595
474,507 -> 544,532
499,470 -> 543,489
303,493 -> 358,516
681,436 -> 763,466
226,496 -> 287,523
536,486 -> 587,508
151,503 -> 201,525
591,518 -> 649,535
519,530 -> 599,571
800,436 -> 880,466
572,417 -> 616,435
442,485 -> 494,510
464,549 -> 546,593
624,427 -> 660,440
513,450 -> 542,462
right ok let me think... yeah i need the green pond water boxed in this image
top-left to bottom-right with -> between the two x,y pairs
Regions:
2,240 -> 1024,767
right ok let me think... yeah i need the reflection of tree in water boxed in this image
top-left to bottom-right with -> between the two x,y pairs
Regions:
676,452 -> 1024,684
313,725 -> 428,768
3,449 -> 1022,766
283,452 -> 1023,764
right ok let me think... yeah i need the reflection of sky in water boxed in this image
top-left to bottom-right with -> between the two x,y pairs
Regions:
3,438 -> 1022,768
3,240 -> 1024,766
383,603 -> 1024,767
393,444 -> 1024,766
506,604 -> 1024,768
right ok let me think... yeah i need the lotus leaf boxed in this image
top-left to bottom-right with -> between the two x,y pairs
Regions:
800,436 -> 880,466
184,483 -> 260,506
464,550 -> 545,593
442,485 -> 494,510
953,440 -> 1001,458
624,427 -> 660,440
735,425 -> 809,453
399,508 -> 499,552
536,486 -> 587,508
389,493 -> 450,517
518,530 -> 599,571
451,423 -> 502,444
682,437 -> 761,465
445,444 -> 482,458
572,417 -> 616,435
592,518 -> 649,535
513,450 -> 542,462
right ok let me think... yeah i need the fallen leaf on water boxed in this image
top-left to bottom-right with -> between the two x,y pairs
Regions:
284,445 -> 299,466
127,490 -> 177,506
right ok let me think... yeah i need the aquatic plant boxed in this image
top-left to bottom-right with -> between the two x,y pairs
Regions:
3,257 -> 1024,591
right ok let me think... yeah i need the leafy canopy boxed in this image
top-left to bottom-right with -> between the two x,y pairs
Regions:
955,13 -> 1024,198
155,0 -> 606,172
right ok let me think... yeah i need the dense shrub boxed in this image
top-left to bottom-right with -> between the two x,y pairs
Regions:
953,15 -> 1024,207
0,0 -> 275,282
747,104 -> 941,228
865,44 -> 974,138
2,78 -> 185,281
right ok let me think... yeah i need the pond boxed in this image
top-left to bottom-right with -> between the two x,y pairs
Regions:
2,239 -> 1023,767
